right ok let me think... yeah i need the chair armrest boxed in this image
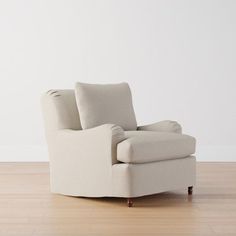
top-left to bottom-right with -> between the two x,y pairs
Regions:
46,124 -> 125,196
54,124 -> 125,165
138,120 -> 182,133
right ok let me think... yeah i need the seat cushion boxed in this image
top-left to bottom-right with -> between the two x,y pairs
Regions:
117,131 -> 196,164
75,82 -> 137,130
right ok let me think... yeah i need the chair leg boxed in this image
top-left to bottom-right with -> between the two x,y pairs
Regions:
127,198 -> 133,207
188,186 -> 193,195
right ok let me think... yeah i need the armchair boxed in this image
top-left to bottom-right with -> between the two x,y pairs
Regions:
42,88 -> 196,207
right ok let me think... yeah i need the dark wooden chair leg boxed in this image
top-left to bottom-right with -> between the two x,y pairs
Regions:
188,186 -> 193,195
127,198 -> 133,207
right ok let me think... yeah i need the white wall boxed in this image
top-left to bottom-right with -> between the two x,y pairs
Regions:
0,0 -> 236,161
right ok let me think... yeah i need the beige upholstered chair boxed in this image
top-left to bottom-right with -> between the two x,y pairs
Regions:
42,84 -> 196,207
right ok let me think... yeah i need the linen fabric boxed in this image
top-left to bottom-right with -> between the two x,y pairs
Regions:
117,131 -> 196,164
75,82 -> 137,130
41,88 -> 196,198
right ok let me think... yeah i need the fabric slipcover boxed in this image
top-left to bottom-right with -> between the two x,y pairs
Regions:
41,88 -> 196,199
112,156 -> 196,198
117,131 -> 196,164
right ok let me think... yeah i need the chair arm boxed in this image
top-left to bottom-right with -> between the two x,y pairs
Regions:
46,124 -> 125,196
54,124 -> 125,165
138,120 -> 182,133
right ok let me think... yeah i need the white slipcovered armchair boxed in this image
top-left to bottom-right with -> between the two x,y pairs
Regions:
42,83 -> 196,207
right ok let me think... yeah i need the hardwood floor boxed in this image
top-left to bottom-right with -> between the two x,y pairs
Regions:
0,162 -> 236,236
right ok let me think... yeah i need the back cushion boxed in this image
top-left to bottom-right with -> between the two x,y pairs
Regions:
75,82 -> 137,130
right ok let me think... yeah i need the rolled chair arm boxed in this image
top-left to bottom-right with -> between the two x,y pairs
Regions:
55,124 -> 125,164
138,120 -> 182,134
47,124 -> 125,196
